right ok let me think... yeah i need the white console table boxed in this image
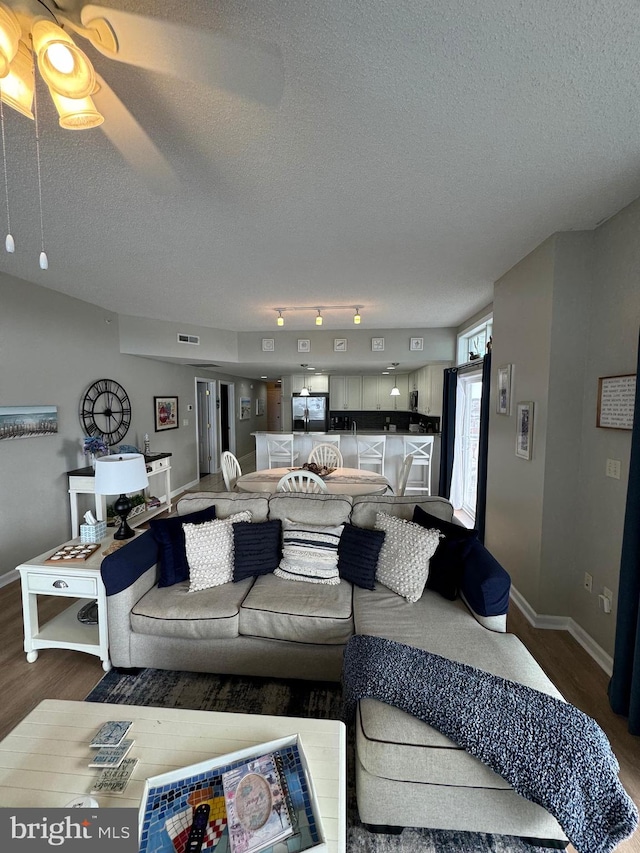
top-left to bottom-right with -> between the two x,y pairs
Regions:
67,453 -> 172,538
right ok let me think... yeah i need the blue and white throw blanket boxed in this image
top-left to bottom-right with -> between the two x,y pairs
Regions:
342,635 -> 638,853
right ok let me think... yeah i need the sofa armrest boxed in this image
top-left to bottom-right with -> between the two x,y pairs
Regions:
105,564 -> 159,667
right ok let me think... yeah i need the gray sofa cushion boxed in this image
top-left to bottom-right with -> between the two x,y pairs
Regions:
131,578 -> 254,640
239,574 -> 354,645
351,495 -> 453,529
177,492 -> 270,522
267,492 -> 353,525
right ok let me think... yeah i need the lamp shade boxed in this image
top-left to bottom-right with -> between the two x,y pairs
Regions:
390,385 -> 400,396
0,3 -> 20,79
94,453 -> 149,495
49,89 -> 104,129
0,39 -> 34,119
32,19 -> 96,99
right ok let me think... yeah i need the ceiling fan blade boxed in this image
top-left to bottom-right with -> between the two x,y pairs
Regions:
92,74 -> 181,194
79,4 -> 284,106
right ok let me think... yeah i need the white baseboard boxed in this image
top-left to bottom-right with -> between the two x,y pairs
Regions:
0,571 -> 17,589
510,586 -> 613,676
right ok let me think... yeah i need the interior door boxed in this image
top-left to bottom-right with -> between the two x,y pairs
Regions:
196,380 -> 216,475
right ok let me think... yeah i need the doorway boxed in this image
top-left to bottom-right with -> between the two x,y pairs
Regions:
450,368 -> 483,525
195,378 -> 236,478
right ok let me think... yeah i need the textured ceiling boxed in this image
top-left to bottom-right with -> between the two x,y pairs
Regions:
2,0 -> 640,338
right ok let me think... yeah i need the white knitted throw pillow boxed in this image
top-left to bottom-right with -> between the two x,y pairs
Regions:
374,512 -> 443,602
274,518 -> 344,584
185,511 -> 252,591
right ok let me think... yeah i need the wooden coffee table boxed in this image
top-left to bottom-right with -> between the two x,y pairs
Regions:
0,699 -> 346,852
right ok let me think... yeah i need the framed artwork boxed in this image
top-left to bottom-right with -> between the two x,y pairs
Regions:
334,338 -> 347,352
154,397 -> 178,431
596,374 -> 636,429
262,338 -> 275,352
0,405 -> 58,440
410,337 -> 424,351
371,337 -> 385,352
256,398 -> 265,416
496,364 -> 512,415
239,397 -> 251,420
297,339 -> 310,353
515,402 -> 534,460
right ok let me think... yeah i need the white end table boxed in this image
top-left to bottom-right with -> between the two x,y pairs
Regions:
16,534 -> 122,672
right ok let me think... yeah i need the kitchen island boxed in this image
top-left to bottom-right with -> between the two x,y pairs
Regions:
251,431 -> 440,494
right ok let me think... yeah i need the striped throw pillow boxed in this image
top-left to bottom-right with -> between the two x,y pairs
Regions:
274,518 -> 344,584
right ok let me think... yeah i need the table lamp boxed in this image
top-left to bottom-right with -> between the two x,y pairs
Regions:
94,453 -> 149,540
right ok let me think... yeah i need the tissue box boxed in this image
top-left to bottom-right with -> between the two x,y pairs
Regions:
80,521 -> 107,543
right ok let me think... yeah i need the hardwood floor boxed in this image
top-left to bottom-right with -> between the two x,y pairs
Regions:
1,485 -> 638,849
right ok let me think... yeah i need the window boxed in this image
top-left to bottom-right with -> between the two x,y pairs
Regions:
457,316 -> 493,366
450,369 -> 483,523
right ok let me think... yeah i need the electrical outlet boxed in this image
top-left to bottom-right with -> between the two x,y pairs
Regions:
606,458 -> 621,479
182,419 -> 189,426
584,572 -> 593,593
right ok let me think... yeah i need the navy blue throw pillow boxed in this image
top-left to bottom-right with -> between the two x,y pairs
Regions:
233,520 -> 282,581
150,506 -> 217,587
412,505 -> 478,600
460,539 -> 511,617
337,524 -> 386,590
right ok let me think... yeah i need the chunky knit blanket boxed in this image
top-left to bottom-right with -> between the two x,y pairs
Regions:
342,635 -> 638,853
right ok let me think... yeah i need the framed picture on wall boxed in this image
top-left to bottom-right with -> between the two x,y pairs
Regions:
297,339 -> 311,353
410,337 -> 424,351
154,397 -> 178,431
496,364 -> 512,415
239,397 -> 251,420
515,401 -> 534,460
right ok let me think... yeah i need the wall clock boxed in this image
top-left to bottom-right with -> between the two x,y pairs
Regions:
80,379 -> 132,446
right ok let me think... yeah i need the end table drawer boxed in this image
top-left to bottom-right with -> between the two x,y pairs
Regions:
26,571 -> 98,597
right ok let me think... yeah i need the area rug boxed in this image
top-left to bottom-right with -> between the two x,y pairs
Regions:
86,668 -> 559,853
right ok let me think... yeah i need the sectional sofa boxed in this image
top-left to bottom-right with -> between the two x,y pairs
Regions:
101,490 -> 568,845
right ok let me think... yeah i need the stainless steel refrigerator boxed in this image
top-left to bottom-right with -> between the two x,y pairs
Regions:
292,393 -> 330,432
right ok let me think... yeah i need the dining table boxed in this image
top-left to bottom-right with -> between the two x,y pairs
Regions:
235,466 -> 391,496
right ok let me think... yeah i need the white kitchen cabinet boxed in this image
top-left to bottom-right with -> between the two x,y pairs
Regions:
329,375 -> 362,410
409,364 -> 449,416
362,374 -> 409,410
291,374 -> 329,393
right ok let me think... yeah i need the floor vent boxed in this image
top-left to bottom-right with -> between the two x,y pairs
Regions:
177,333 -> 200,345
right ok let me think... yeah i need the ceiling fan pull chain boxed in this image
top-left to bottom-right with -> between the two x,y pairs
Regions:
32,66 -> 48,270
0,88 -> 14,254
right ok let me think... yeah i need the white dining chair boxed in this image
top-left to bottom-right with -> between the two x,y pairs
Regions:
307,443 -> 344,468
397,453 -> 415,497
402,436 -> 434,495
267,435 -> 299,468
357,436 -> 386,476
311,435 -> 341,449
220,451 -> 242,491
276,470 -> 328,493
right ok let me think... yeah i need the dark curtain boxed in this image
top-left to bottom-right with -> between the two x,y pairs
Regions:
608,330 -> 640,735
438,367 -> 458,497
474,351 -> 492,543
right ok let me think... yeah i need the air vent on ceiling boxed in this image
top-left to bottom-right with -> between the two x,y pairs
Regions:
177,333 -> 200,345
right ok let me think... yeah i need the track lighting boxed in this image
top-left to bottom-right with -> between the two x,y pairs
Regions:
274,305 -> 364,327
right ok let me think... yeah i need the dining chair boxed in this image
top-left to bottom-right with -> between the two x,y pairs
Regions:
276,470 -> 328,493
397,453 -> 415,497
267,435 -> 299,468
357,436 -> 386,476
220,450 -> 242,491
402,436 -> 434,494
307,443 -> 344,468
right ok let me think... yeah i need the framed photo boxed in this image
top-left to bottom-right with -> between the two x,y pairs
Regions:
410,337 -> 424,351
262,338 -> 275,352
154,397 -> 178,432
297,339 -> 310,353
496,364 -> 512,415
256,397 -> 265,416
371,337 -> 385,352
239,397 -> 251,420
596,373 -> 636,429
334,338 -> 347,352
0,405 -> 58,440
515,402 -> 534,460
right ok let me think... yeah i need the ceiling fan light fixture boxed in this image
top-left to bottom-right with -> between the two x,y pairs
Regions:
0,3 -> 20,79
49,89 -> 104,130
32,20 -> 96,100
0,39 -> 34,119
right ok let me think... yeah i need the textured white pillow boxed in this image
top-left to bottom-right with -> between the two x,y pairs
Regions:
274,518 -> 344,584
374,512 -> 443,602
185,511 -> 252,592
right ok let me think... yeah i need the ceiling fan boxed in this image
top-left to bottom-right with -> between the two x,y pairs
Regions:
0,0 -> 284,189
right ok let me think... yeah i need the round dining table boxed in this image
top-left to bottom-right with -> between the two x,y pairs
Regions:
235,466 -> 391,496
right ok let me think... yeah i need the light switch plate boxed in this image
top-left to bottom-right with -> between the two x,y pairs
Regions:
606,458 -> 621,479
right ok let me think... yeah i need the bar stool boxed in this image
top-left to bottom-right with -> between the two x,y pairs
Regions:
267,435 -> 299,468
357,436 -> 386,476
402,436 -> 434,494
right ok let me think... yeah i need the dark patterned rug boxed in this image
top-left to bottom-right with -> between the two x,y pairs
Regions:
86,668 -> 559,853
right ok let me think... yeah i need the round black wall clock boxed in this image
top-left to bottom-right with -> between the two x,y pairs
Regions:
80,379 -> 132,445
